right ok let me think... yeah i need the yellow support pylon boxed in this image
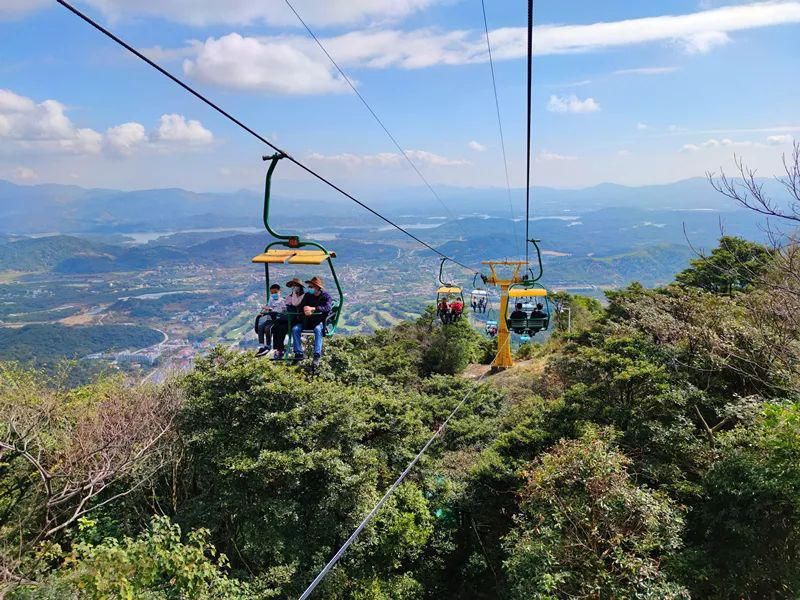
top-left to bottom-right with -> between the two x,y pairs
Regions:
483,261 -> 527,371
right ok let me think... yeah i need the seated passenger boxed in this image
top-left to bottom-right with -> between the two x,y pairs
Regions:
291,276 -> 333,368
510,302 -> 528,320
284,278 -> 305,312
437,298 -> 450,323
530,303 -> 548,319
270,278 -> 305,360
254,283 -> 285,357
450,298 -> 464,320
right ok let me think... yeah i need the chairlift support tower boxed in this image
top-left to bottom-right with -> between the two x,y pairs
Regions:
482,260 -> 527,371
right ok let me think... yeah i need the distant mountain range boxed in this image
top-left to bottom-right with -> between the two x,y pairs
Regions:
2,176 -> 789,288
0,234 -> 399,274
0,177 -> 786,235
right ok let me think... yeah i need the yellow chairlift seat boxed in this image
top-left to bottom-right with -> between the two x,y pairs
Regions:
437,286 -> 463,294
508,287 -> 547,298
252,249 -> 336,265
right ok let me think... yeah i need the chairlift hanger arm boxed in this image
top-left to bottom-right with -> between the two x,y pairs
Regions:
527,238 -> 544,283
262,153 -> 289,241
439,257 -> 454,287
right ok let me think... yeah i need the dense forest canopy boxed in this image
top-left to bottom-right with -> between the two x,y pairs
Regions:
3,149 -> 800,598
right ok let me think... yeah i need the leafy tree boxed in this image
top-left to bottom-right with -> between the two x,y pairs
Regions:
10,516 -> 253,599
549,292 -> 604,335
686,402 -> 800,598
0,364 -> 179,588
422,313 -> 481,376
607,282 -> 798,398
676,235 -> 772,294
174,349 -> 436,596
504,430 -> 689,599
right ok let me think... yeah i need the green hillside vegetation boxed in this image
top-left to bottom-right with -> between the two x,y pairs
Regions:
0,236 -> 109,272
0,324 -> 163,367
2,236 -> 800,598
0,234 -> 401,274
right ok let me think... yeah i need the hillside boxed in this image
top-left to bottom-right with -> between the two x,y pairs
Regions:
0,177 -> 786,235
0,323 -> 163,366
2,235 -> 799,599
0,234 -> 400,273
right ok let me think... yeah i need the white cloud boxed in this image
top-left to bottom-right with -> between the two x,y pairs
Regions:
617,150 -> 632,156
105,122 -> 147,156
614,66 -> 679,76
405,150 -> 469,166
767,134 -> 794,145
183,33 -> 349,95
680,30 -> 731,53
537,150 -> 577,161
637,122 -> 649,130
12,166 -> 38,182
681,138 -> 760,152
141,2 -> 800,97
153,113 -> 214,145
65,0 -> 441,27
0,0 -> 49,20
468,140 -> 486,152
0,89 -> 213,158
308,150 -> 468,169
547,94 -> 600,114
528,2 -> 800,55
0,89 -> 103,154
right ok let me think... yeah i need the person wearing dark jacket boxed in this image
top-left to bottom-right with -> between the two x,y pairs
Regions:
530,303 -> 548,319
510,303 -> 527,320
291,276 -> 333,367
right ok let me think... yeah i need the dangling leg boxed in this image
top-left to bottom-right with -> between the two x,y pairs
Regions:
271,319 -> 287,360
291,323 -> 304,363
311,322 -> 324,369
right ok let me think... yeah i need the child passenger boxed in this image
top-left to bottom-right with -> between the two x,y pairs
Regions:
254,284 -> 286,357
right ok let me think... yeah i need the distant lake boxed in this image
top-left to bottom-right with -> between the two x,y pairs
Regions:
118,290 -> 204,301
124,227 -> 263,244
377,223 -> 441,232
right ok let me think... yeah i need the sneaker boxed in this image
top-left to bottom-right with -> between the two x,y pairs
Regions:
255,346 -> 269,357
311,355 -> 321,369
291,354 -> 304,365
271,351 -> 284,361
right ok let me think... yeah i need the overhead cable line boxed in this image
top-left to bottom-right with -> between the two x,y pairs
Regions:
525,0 -> 535,268
283,0 -> 470,242
55,0 -> 478,273
297,353 -> 501,600
480,0 -> 521,261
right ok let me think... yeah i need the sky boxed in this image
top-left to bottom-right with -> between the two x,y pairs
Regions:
0,0 -> 798,194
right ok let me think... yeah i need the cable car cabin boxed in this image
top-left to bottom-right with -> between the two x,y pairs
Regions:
436,286 -> 465,323
505,285 -> 550,335
252,246 -> 343,336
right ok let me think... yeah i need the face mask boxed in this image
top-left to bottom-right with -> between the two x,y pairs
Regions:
296,287 -> 304,294
313,288 -> 321,296
271,293 -> 280,300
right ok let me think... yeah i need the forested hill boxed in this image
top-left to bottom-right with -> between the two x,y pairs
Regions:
2,235 -> 800,599
0,233 -> 399,273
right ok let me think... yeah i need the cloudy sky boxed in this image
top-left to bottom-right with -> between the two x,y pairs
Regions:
0,0 -> 798,192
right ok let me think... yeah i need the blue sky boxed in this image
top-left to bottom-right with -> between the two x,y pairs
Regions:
0,0 -> 798,193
